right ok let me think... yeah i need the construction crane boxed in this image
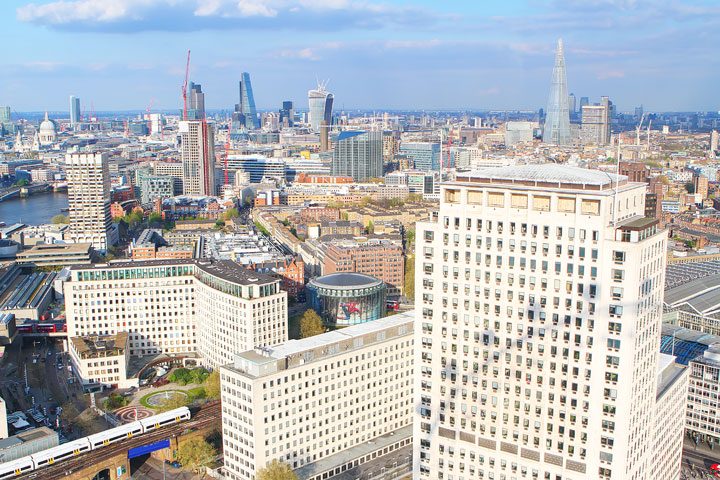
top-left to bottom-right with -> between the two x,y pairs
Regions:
123,118 -> 129,137
181,50 -> 191,121
635,113 -> 646,146
90,101 -> 96,122
146,99 -> 155,135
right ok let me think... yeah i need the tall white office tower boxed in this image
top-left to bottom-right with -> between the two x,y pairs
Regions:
180,120 -> 216,196
413,164 -> 687,480
66,153 -> 117,252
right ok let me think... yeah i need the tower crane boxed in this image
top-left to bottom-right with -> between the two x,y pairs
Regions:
635,113 -> 646,146
181,50 -> 191,121
147,99 -> 155,135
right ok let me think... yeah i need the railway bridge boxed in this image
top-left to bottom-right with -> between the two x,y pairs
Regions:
18,402 -> 220,480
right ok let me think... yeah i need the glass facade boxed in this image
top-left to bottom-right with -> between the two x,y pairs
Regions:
308,281 -> 387,327
543,39 -> 571,145
308,86 -> 333,131
238,73 -> 258,129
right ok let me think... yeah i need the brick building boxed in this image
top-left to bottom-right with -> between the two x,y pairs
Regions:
248,257 -> 305,296
324,241 -> 404,294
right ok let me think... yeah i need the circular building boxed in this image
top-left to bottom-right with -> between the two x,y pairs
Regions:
307,273 -> 387,327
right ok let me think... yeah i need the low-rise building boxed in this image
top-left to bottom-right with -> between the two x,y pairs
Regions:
16,243 -> 94,267
68,333 -> 133,390
0,427 -> 58,462
220,311 -> 414,480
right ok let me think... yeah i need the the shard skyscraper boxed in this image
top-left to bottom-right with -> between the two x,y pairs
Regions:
543,39 -> 571,145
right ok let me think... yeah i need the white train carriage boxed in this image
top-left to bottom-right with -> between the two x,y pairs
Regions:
30,438 -> 92,468
0,456 -> 34,480
139,406 -> 191,433
87,420 -> 144,449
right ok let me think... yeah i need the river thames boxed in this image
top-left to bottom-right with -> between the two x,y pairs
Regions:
0,191 -> 69,226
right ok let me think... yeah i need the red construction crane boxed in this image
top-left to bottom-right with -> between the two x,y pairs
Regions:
146,98 -> 155,135
181,50 -> 191,121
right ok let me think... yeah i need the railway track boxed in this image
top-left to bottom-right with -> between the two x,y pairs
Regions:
18,402 -> 221,480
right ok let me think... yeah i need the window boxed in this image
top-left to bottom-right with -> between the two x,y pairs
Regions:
445,189 -> 459,203
468,190 -> 483,205
511,194 -> 528,209
581,199 -> 600,215
558,197 -> 575,213
533,196 -> 551,212
488,192 -> 504,207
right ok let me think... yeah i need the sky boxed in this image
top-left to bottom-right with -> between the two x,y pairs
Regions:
0,0 -> 718,113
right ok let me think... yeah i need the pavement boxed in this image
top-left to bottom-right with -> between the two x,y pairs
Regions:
131,457 -> 200,480
683,437 -> 720,479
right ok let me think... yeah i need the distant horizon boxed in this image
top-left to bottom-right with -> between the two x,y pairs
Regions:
2,1 -> 718,112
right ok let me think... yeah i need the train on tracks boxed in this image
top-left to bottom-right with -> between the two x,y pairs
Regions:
0,407 -> 190,480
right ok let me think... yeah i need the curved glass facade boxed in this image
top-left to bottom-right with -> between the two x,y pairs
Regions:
308,280 -> 386,327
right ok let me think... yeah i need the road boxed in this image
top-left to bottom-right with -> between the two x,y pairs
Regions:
18,402 -> 221,480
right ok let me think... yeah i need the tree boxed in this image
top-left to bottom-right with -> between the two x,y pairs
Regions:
148,212 -> 163,225
51,214 -> 70,224
223,208 -> 239,220
59,402 -> 80,426
300,310 -> 324,338
205,370 -> 220,400
157,394 -> 191,412
256,460 -> 299,480
176,437 -> 216,473
404,255 -> 415,300
685,181 -> 696,194
15,178 -> 29,186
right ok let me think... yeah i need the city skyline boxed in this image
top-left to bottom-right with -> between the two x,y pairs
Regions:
0,1 -> 718,112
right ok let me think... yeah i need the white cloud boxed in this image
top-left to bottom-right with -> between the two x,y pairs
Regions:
17,0 -> 436,29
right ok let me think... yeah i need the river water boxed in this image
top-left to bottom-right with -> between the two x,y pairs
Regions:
0,191 -> 69,226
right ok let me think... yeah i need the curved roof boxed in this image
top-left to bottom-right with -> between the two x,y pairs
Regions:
309,272 -> 382,290
465,164 -> 625,187
664,273 -> 720,316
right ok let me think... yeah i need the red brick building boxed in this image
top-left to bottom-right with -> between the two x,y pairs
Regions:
248,257 -> 305,296
324,242 -> 404,294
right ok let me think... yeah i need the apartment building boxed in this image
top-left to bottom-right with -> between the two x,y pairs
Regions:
65,153 -> 117,252
324,241 -> 404,295
65,259 -> 287,370
414,164 -> 686,480
220,311 -> 414,480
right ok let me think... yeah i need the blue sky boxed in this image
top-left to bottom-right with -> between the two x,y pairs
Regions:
1,0 -> 718,113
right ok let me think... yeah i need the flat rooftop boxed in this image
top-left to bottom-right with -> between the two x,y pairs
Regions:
294,425 -> 412,479
310,272 -> 383,289
18,243 -> 91,255
70,258 -> 277,286
231,311 -> 414,377
70,332 -> 128,356
455,164 -> 628,190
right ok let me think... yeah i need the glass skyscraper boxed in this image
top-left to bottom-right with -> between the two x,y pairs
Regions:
331,131 -> 383,182
237,73 -> 258,130
543,39 -> 571,145
69,95 -> 80,130
399,141 -> 441,171
308,82 -> 333,131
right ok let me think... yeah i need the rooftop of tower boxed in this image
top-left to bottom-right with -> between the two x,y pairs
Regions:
456,164 -> 628,191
